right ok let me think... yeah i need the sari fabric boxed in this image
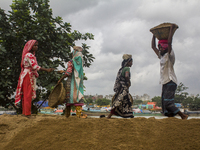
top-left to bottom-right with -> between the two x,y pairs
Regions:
112,58 -> 133,118
65,50 -> 84,106
15,40 -> 41,105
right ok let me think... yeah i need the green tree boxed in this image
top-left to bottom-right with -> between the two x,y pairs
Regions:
133,100 -> 143,105
151,96 -> 162,107
182,97 -> 193,108
189,94 -> 200,111
85,98 -> 93,105
175,82 -> 189,103
0,0 -> 94,109
95,98 -> 111,106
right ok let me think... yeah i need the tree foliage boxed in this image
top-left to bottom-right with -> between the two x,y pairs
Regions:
133,100 -> 143,105
151,96 -> 162,107
0,0 -> 95,108
188,95 -> 200,111
95,98 -> 111,106
175,82 -> 189,103
84,98 -> 93,104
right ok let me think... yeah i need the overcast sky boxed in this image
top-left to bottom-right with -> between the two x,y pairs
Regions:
1,0 -> 200,98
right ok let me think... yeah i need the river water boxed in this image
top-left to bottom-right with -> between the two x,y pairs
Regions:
1,110 -> 200,120
90,115 -> 200,119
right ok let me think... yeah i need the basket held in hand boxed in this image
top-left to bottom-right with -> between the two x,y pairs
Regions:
150,23 -> 178,40
48,82 -> 66,108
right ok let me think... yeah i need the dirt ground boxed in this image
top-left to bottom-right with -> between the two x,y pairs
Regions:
1,114 -> 200,150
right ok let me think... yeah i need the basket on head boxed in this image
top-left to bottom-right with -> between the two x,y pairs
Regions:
48,82 -> 66,108
150,23 -> 179,40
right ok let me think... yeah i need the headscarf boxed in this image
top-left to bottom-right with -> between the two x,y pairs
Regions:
73,46 -> 83,52
158,39 -> 168,50
121,54 -> 132,67
114,54 -> 132,93
21,40 -> 37,69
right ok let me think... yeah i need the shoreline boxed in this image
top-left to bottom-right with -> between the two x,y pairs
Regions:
1,110 -> 200,117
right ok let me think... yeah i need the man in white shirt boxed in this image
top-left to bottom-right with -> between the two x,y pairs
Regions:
151,24 -> 188,119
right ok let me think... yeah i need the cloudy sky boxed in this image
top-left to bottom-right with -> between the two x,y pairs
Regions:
1,0 -> 200,98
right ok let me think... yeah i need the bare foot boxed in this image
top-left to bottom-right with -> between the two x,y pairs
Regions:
80,114 -> 87,119
181,114 -> 188,120
177,111 -> 188,120
107,113 -> 113,119
25,115 -> 35,119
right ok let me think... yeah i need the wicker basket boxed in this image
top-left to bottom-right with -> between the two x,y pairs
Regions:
48,82 -> 66,108
150,23 -> 178,40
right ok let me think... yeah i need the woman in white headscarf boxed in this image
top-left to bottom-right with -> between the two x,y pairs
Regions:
58,46 -> 86,118
107,54 -> 134,118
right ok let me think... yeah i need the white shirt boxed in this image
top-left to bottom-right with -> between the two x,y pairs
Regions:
159,50 -> 177,85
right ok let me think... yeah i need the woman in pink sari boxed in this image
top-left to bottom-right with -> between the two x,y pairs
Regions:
15,40 -> 54,118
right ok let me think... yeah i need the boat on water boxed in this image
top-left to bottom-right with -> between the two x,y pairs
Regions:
82,107 -> 163,116
185,110 -> 200,115
0,111 -> 17,115
38,108 -> 77,115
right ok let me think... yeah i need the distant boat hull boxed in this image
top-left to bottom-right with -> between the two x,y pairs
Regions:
185,111 -> 200,115
0,111 -> 16,115
82,110 -> 163,116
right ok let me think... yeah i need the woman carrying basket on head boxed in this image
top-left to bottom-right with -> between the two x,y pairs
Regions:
107,54 -> 134,119
57,46 -> 86,118
15,40 -> 54,118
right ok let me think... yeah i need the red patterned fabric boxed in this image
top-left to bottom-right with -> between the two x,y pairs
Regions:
15,40 -> 41,105
158,39 -> 168,50
65,60 -> 73,76
22,74 -> 32,116
21,40 -> 37,69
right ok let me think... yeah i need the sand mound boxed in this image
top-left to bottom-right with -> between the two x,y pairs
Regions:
0,114 -> 200,150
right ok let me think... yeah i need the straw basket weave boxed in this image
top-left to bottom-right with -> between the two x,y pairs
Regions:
48,82 -> 66,108
112,93 -> 133,105
150,23 -> 178,40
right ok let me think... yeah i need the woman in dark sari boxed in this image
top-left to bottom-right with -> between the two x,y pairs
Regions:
107,54 -> 134,118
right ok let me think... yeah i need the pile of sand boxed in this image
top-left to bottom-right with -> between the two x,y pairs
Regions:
0,114 -> 200,150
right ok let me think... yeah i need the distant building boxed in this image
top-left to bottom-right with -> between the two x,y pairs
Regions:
84,94 -> 104,102
147,102 -> 156,109
84,95 -> 92,99
84,95 -> 96,102
132,96 -> 137,100
141,94 -> 151,101
104,94 -> 114,100
96,95 -> 103,99
85,93 -> 151,102
133,94 -> 151,101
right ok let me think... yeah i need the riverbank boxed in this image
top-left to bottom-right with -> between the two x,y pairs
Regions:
1,114 -> 200,150
82,111 -> 163,117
